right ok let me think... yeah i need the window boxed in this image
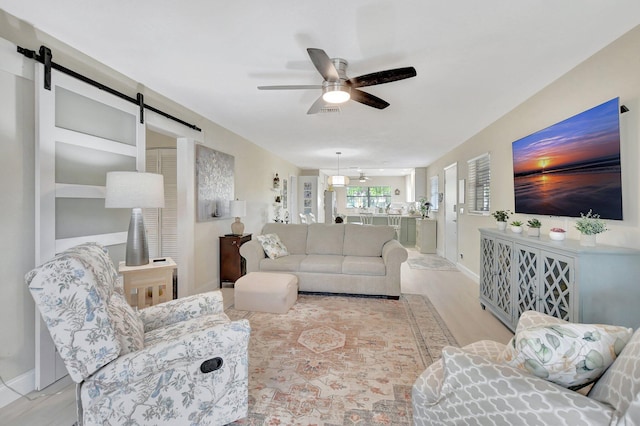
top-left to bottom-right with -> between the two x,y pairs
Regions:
346,186 -> 391,209
429,175 -> 439,211
467,153 -> 491,214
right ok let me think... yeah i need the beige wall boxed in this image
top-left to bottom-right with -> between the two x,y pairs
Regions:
426,25 -> 640,277
0,10 -> 299,391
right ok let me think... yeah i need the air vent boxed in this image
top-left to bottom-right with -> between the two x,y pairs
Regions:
320,105 -> 341,113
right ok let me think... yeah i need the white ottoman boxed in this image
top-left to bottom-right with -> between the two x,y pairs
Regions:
235,272 -> 298,314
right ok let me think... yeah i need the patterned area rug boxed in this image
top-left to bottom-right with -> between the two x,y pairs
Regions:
225,294 -> 457,425
407,255 -> 458,271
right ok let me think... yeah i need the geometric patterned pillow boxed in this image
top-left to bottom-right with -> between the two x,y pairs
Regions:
256,233 -> 289,259
503,322 -> 633,389
107,293 -> 145,355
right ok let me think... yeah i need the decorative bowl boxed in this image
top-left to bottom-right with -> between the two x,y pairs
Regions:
549,231 -> 566,241
511,226 -> 523,234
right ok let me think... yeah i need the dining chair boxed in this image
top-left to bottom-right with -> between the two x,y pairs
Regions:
388,214 -> 402,239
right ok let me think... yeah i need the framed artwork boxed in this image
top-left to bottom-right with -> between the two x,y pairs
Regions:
195,145 -> 234,222
283,179 -> 288,209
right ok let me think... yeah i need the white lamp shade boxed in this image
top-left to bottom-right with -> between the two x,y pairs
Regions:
105,172 -> 165,208
229,199 -> 247,217
328,175 -> 350,187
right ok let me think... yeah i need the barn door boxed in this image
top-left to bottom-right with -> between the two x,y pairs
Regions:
34,64 -> 144,389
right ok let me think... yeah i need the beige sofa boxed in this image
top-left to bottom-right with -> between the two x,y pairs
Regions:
239,223 -> 408,299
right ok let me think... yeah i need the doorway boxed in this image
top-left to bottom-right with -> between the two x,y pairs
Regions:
444,163 -> 458,264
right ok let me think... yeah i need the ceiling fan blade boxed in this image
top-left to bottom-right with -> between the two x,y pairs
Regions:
307,48 -> 340,82
350,89 -> 390,109
347,66 -> 417,88
258,85 -> 322,90
306,95 -> 327,115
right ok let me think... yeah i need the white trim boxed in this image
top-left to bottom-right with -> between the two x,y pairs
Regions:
0,37 -> 33,79
56,183 -> 105,198
0,369 -> 34,408
457,262 -> 479,284
467,152 -> 490,163
55,127 -> 137,157
56,232 -> 127,253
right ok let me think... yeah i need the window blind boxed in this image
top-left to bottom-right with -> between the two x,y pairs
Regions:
429,175 -> 439,210
467,153 -> 491,214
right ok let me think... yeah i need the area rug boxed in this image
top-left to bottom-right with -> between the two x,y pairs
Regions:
225,294 -> 457,425
407,254 -> 458,271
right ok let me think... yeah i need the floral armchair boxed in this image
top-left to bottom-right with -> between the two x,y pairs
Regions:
412,311 -> 640,425
26,242 -> 251,426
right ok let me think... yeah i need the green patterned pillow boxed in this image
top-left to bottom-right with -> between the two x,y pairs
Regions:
257,233 -> 289,259
503,322 -> 632,389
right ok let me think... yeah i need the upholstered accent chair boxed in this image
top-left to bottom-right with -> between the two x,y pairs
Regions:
26,242 -> 251,426
412,311 -> 640,425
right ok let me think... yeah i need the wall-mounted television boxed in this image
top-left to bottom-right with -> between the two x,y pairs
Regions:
512,97 -> 622,220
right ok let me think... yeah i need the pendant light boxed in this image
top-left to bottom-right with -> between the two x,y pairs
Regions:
328,152 -> 350,187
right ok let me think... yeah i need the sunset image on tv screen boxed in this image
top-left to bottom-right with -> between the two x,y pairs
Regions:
512,98 -> 622,219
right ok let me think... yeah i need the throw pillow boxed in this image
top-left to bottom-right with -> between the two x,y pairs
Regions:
257,233 -> 289,259
107,294 -> 145,355
503,322 -> 632,389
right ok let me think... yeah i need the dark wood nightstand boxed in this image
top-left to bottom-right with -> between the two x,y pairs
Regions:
219,234 -> 252,287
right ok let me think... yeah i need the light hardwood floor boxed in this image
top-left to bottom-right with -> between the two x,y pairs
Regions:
1,248 -> 512,425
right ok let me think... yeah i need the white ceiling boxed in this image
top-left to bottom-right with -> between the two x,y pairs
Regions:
2,1 -> 639,177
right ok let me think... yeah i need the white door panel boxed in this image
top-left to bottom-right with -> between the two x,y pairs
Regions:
444,164 -> 458,264
35,64 -> 143,389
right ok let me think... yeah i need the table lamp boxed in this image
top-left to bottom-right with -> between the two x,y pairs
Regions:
229,199 -> 247,235
105,171 -> 165,266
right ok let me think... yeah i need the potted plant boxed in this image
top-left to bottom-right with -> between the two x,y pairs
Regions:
549,227 -> 566,241
418,197 -> 431,219
575,210 -> 607,246
510,220 -> 523,234
492,210 -> 512,231
527,218 -> 542,237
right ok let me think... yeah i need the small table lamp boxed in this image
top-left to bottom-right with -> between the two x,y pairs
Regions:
105,171 -> 165,266
229,199 -> 247,235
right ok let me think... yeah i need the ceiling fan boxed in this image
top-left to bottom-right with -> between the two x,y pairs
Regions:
358,172 -> 371,182
258,48 -> 417,114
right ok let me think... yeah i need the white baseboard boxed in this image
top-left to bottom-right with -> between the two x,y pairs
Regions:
0,369 -> 34,409
457,262 -> 479,283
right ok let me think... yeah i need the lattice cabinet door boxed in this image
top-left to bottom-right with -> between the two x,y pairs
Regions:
515,244 -> 539,319
494,238 -> 514,326
539,251 -> 575,322
479,236 -> 495,308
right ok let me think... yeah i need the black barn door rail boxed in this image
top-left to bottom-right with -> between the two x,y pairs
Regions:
17,45 -> 201,131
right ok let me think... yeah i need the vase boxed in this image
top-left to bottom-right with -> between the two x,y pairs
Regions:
549,231 -> 566,241
510,226 -> 523,234
580,233 -> 597,246
497,221 -> 507,231
528,228 -> 540,237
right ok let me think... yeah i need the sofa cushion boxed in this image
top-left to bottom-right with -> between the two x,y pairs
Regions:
262,223 -> 308,255
306,224 -> 345,255
588,328 -> 640,420
503,322 -> 633,389
259,254 -> 305,272
342,256 -> 386,276
256,233 -> 289,259
300,255 -> 344,274
343,224 -> 396,257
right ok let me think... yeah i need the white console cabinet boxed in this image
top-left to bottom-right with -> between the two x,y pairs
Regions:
415,219 -> 437,253
479,228 -> 640,331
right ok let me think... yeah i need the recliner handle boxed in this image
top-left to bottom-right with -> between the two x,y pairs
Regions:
200,357 -> 223,373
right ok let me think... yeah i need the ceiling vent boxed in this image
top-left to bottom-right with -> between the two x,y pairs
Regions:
319,105 -> 341,114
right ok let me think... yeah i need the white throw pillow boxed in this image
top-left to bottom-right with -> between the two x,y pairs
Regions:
503,322 -> 632,389
257,233 -> 289,259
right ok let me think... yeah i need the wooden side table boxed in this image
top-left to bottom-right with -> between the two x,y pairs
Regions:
119,257 -> 177,309
219,234 -> 252,287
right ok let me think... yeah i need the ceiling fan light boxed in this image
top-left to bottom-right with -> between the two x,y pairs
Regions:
322,84 -> 350,104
